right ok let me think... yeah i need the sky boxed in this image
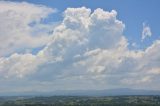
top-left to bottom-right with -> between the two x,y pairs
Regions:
0,0 -> 160,93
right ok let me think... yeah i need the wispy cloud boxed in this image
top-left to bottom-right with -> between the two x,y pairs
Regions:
0,1 -> 57,56
141,22 -> 152,41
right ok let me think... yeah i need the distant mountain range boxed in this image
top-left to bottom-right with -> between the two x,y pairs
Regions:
48,88 -> 160,96
1,88 -> 160,96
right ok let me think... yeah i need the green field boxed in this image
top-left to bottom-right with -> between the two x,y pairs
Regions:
0,96 -> 160,106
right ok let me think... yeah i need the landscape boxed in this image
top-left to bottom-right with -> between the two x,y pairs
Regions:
0,95 -> 160,106
0,0 -> 160,105
0,89 -> 160,105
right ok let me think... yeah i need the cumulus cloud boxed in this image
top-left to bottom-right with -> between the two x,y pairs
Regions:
0,1 -> 57,56
0,3 -> 160,92
141,22 -> 152,41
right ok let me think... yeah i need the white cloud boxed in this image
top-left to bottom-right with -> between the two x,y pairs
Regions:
0,4 -> 160,92
0,53 -> 37,78
0,1 -> 57,56
131,42 -> 138,48
141,22 -> 152,41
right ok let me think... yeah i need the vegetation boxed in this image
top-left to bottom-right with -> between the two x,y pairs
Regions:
0,96 -> 160,106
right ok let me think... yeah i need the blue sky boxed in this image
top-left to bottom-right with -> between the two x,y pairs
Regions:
0,0 -> 160,93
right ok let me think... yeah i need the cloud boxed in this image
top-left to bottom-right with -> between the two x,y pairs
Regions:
0,4 -> 160,92
141,22 -> 152,41
0,1 -> 57,56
